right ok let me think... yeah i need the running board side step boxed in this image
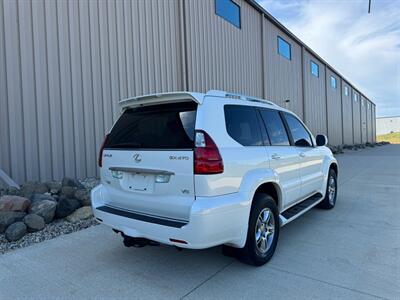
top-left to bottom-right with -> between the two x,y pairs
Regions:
279,193 -> 323,226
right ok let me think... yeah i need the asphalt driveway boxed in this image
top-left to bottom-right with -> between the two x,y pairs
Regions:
1,145 -> 399,299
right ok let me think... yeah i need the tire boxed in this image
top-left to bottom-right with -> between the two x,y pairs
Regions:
317,168 -> 337,209
237,193 -> 280,266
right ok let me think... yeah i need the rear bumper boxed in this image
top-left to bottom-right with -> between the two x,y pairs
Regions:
91,184 -> 250,249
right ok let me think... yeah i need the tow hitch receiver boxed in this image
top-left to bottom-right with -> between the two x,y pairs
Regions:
122,234 -> 160,248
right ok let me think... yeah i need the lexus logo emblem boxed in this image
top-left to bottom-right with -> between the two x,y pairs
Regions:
133,154 -> 142,163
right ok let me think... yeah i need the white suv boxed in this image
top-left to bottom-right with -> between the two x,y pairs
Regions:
92,90 -> 338,266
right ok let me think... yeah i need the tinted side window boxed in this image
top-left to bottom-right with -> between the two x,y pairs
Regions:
259,109 -> 290,146
224,105 -> 263,146
284,113 -> 313,147
105,102 -> 196,149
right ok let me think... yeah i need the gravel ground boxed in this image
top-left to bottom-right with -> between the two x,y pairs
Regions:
0,218 -> 99,255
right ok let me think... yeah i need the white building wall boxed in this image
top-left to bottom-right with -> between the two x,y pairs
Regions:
376,117 -> 400,135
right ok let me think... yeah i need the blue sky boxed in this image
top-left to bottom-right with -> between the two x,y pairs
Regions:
257,0 -> 400,117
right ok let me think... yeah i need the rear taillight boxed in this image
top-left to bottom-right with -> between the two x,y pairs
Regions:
98,134 -> 109,168
194,130 -> 223,174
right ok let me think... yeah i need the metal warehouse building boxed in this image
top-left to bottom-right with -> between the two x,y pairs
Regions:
0,0 -> 376,184
376,116 -> 400,135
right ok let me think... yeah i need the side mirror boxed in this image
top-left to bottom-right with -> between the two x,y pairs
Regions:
316,134 -> 328,147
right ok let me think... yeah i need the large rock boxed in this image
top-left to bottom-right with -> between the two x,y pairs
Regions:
74,189 -> 91,206
46,181 -> 62,194
20,182 -> 36,197
62,177 -> 84,189
60,186 -> 77,198
56,198 -> 80,219
29,200 -> 57,223
3,186 -> 21,196
36,182 -> 49,194
0,211 -> 26,233
30,193 -> 56,203
21,181 -> 49,197
5,222 -> 27,242
23,214 -> 45,232
0,196 -> 30,212
66,206 -> 93,223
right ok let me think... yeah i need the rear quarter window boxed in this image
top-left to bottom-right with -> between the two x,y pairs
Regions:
105,102 -> 197,149
224,105 -> 263,146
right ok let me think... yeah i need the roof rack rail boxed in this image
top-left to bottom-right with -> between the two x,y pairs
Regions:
206,90 -> 279,107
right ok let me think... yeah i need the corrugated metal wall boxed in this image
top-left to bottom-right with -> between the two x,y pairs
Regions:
263,20 -> 303,118
0,0 -> 10,178
370,102 -> 375,143
352,89 -> 362,144
0,0 -> 184,183
326,68 -> 343,145
0,0 -> 376,183
373,105 -> 376,142
341,80 -> 353,145
184,0 -> 263,98
371,103 -> 375,142
361,96 -> 368,143
367,100 -> 373,143
303,50 -> 327,136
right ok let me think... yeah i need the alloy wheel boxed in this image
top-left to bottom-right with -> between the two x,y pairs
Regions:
255,208 -> 275,254
328,176 -> 336,205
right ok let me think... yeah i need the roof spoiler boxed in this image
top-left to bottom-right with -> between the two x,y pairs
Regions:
119,92 -> 205,109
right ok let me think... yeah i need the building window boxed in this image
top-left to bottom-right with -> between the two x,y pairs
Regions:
277,36 -> 291,60
310,61 -> 319,77
354,94 -> 358,102
361,98 -> 365,106
367,103 -> 370,109
330,76 -> 337,89
215,0 -> 241,29
344,86 -> 349,96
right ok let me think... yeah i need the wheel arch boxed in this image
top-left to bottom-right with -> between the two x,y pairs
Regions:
232,180 -> 282,249
252,181 -> 282,212
330,162 -> 338,176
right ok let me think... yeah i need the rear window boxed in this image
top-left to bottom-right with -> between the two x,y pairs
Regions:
105,102 -> 197,149
224,105 -> 263,146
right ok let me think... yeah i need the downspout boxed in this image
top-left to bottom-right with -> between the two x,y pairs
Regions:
261,13 -> 266,99
179,0 -> 188,91
340,77 -> 344,145
0,168 -> 20,189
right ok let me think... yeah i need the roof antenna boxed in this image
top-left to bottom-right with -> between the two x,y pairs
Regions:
368,0 -> 371,13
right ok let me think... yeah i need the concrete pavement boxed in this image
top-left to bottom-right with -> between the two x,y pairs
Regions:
1,145 -> 399,299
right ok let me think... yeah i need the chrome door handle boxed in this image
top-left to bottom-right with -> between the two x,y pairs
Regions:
271,154 -> 281,160
299,152 -> 306,158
